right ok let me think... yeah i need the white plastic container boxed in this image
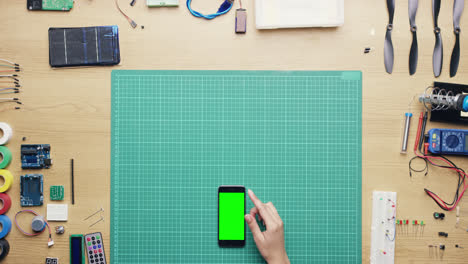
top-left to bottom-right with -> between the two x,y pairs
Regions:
255,0 -> 344,29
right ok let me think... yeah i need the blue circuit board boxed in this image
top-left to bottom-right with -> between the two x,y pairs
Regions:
21,144 -> 52,169
20,174 -> 44,207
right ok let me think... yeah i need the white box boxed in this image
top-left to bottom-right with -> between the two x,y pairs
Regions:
255,0 -> 344,29
47,204 -> 68,221
147,0 -> 178,7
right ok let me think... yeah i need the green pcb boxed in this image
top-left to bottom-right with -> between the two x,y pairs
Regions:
42,0 -> 74,11
111,70 -> 362,263
50,185 -> 64,200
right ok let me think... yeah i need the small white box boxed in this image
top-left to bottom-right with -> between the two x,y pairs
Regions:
47,204 -> 68,221
255,0 -> 344,29
147,0 -> 179,7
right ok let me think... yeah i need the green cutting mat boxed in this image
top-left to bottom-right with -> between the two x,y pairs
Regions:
111,70 -> 362,264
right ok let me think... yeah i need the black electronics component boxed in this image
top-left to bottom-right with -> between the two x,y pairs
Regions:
45,257 -> 58,264
21,144 -> 52,169
70,235 -> 85,264
27,0 -> 42,10
71,159 -> 75,204
48,26 -> 120,68
433,212 -> 445,220
438,232 -> 448,237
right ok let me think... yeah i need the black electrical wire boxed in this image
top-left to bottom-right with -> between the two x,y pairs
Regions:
424,155 -> 465,209
409,110 -> 465,211
412,153 -> 466,211
409,156 -> 428,177
418,112 -> 428,152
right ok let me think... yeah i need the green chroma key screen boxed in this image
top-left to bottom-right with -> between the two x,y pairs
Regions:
219,192 -> 245,240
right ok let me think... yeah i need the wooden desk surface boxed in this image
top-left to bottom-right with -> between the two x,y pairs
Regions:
1,0 -> 468,263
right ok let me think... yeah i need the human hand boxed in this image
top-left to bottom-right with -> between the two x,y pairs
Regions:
244,189 -> 290,264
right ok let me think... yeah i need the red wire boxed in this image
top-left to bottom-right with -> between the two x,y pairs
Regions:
412,111 -> 468,211
15,210 -> 50,236
413,112 -> 423,152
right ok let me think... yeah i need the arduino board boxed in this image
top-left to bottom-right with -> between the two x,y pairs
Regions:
27,0 -> 74,11
21,144 -> 52,169
20,174 -> 44,207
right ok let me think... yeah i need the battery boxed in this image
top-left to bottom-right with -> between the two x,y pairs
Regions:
235,8 -> 247,34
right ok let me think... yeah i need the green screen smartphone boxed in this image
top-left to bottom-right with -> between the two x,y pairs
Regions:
218,185 -> 245,247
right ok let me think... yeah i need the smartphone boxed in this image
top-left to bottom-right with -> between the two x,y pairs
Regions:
218,185 -> 246,247
69,234 -> 85,264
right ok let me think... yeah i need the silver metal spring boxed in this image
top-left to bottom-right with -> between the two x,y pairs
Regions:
419,86 -> 461,111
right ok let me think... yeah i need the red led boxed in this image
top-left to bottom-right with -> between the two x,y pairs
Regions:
406,220 -> 409,225
94,250 -> 97,254
400,220 -> 403,225
87,238 -> 91,241
415,220 -> 418,225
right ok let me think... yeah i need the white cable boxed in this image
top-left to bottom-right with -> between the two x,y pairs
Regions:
0,123 -> 12,145
0,59 -> 16,65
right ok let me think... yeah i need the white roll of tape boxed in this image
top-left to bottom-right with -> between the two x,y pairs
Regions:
0,123 -> 12,145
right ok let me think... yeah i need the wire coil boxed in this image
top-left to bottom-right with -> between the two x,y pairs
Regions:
419,86 -> 460,111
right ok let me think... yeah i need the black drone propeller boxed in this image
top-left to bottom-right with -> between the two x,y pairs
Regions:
384,0 -> 395,74
450,0 -> 464,77
432,0 -> 443,77
409,0 -> 418,75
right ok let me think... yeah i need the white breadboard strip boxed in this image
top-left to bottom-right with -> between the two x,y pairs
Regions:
255,0 -> 344,29
370,191 -> 397,264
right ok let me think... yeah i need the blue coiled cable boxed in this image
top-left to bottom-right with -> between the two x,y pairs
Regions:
186,0 -> 234,20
